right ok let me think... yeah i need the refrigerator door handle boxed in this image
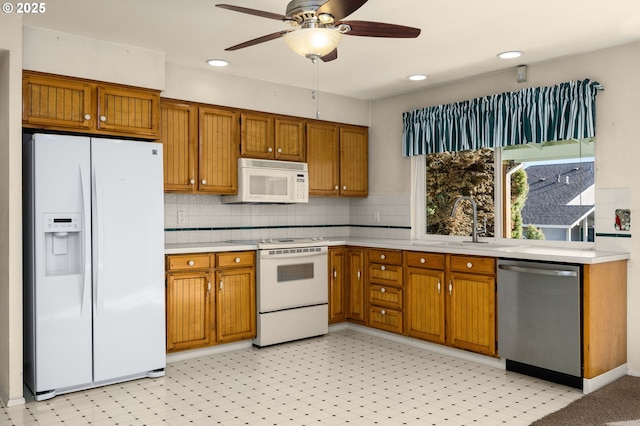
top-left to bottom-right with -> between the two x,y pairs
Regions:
94,166 -> 105,314
80,164 -> 91,317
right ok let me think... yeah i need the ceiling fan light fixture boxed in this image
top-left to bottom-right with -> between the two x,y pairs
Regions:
497,50 -> 523,59
284,28 -> 343,58
206,58 -> 229,67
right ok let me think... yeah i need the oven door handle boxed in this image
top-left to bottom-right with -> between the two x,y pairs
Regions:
260,251 -> 327,260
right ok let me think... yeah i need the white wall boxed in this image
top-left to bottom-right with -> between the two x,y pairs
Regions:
0,13 -> 25,406
370,41 -> 640,374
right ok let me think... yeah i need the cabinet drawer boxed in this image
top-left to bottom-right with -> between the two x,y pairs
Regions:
216,251 -> 255,268
368,249 -> 402,265
368,307 -> 403,334
166,254 -> 212,271
449,255 -> 495,275
369,285 -> 402,310
369,263 -> 403,287
404,251 -> 445,269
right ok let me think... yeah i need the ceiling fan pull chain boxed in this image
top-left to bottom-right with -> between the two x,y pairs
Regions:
311,55 -> 320,119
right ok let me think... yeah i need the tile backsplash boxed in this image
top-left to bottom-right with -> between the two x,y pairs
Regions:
164,193 -> 411,244
595,187 -> 631,252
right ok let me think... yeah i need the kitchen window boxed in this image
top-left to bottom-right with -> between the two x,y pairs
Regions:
414,138 -> 595,244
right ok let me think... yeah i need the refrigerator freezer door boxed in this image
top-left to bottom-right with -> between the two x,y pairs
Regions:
91,139 -> 165,381
28,134 -> 93,392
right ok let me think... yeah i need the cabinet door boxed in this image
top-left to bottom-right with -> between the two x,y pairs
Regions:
339,126 -> 368,197
329,248 -> 346,323
97,85 -> 160,137
166,272 -> 213,352
199,107 -> 239,194
406,267 -> 446,343
240,112 -> 274,159
216,268 -> 256,343
160,100 -> 198,192
275,117 -> 306,161
23,73 -> 93,130
447,272 -> 496,356
347,249 -> 366,323
306,121 -> 339,196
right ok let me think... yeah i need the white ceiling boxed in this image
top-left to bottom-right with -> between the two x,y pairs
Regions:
23,0 -> 640,100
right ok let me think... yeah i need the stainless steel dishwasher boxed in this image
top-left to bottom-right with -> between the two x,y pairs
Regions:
497,259 -> 582,388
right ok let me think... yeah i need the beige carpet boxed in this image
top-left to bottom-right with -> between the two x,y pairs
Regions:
531,376 -> 640,426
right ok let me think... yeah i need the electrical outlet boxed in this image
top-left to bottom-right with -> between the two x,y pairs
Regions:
177,210 -> 186,225
373,211 -> 380,223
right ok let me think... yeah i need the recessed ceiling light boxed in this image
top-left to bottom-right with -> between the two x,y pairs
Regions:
206,59 -> 229,67
408,74 -> 428,81
497,51 -> 523,59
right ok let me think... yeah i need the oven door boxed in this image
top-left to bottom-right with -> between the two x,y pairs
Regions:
257,246 -> 328,313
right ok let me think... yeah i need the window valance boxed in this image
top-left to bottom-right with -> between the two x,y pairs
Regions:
402,79 -> 603,156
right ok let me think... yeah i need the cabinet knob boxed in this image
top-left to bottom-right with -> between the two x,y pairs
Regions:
343,186 -> 347,190
201,179 -> 207,185
188,260 -> 195,266
235,257 -> 241,263
277,148 -> 282,153
381,309 -> 386,315
467,262 -> 473,269
380,287 -> 386,293
84,114 -> 91,121
420,258 -> 426,264
100,115 -> 107,122
267,147 -> 273,153
334,185 -> 339,190
189,178 -> 195,185
380,265 -> 386,271
380,254 -> 386,260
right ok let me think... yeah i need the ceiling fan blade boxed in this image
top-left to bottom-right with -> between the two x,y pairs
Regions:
224,30 -> 293,51
340,20 -> 421,38
321,49 -> 338,62
215,4 -> 285,21
316,0 -> 368,22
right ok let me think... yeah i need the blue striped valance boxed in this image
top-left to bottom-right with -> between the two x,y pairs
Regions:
402,79 -> 603,156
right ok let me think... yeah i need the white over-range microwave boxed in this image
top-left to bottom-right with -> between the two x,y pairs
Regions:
222,158 -> 309,204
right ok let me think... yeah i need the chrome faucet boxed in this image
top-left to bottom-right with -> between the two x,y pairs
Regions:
450,196 -> 486,243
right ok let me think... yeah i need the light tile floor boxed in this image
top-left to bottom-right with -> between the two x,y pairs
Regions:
1,330 -> 582,425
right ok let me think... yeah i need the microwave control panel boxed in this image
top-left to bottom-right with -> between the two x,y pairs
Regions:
294,173 -> 308,201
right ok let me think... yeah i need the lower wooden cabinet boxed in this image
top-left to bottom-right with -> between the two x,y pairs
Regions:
446,254 -> 496,356
328,248 -> 346,324
216,267 -> 256,343
165,251 -> 256,353
404,252 -> 497,357
405,265 -> 446,344
367,249 -> 404,334
166,271 -> 213,352
346,248 -> 366,324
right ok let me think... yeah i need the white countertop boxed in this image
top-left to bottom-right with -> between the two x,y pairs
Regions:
165,237 -> 629,264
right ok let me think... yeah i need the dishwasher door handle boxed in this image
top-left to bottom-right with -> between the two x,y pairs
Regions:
498,264 -> 578,277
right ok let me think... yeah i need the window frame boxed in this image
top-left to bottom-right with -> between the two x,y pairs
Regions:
412,148 -> 595,249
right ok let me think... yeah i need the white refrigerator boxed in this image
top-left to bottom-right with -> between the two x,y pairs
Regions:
23,133 -> 166,401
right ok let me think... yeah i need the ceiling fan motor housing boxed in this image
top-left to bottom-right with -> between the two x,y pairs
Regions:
286,0 -> 334,26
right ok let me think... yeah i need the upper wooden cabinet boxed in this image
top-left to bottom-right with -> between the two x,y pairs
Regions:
23,71 -> 160,139
306,121 -> 368,197
160,100 -> 238,194
306,121 -> 340,196
339,125 -> 368,197
240,112 -> 306,162
199,107 -> 239,194
160,100 -> 198,192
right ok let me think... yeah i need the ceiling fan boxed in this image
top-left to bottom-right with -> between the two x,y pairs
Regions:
216,0 -> 421,62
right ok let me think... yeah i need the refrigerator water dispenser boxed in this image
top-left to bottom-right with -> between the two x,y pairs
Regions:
43,213 -> 82,276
